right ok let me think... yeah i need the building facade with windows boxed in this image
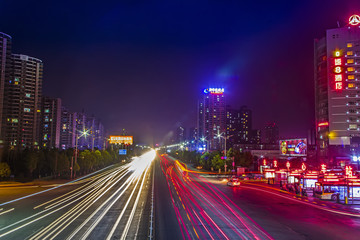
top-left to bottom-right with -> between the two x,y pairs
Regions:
60,107 -> 77,150
4,54 -> 43,149
315,15 -> 360,164
41,96 -> 61,149
198,88 -> 226,150
0,32 -> 12,149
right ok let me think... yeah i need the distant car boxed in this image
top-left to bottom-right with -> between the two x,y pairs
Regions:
227,176 -> 240,187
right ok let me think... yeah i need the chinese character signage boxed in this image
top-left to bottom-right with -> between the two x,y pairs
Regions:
109,136 -> 133,145
332,50 -> 344,91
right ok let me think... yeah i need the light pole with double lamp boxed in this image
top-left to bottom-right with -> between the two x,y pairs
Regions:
71,129 -> 90,179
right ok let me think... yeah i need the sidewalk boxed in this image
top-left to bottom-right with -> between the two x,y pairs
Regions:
242,181 -> 360,214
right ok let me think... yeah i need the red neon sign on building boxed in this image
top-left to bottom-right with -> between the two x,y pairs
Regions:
301,163 -> 306,171
273,160 -> 277,168
286,161 -> 290,169
346,166 -> 353,177
321,164 -> 326,173
333,50 -> 343,91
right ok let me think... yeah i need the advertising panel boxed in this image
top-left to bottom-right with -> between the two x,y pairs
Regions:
119,149 -> 127,155
279,138 -> 307,156
109,136 -> 133,145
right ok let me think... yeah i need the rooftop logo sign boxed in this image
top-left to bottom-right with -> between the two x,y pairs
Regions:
203,88 -> 224,94
349,15 -> 360,26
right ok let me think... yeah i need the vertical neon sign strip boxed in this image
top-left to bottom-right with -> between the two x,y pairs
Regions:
333,52 -> 343,90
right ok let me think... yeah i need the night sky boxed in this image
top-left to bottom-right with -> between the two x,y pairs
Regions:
1,0 -> 360,144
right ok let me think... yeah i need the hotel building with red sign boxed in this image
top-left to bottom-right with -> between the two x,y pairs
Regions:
315,15 -> 360,164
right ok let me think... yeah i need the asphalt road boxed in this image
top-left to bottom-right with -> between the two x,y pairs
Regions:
157,154 -> 360,240
3,151 -> 360,240
0,150 -> 155,240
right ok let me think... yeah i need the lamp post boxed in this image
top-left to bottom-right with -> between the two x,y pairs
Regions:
216,131 -> 228,173
71,129 -> 90,179
200,137 -> 209,153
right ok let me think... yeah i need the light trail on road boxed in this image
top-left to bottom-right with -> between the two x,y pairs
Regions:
0,150 -> 156,240
159,154 -> 273,240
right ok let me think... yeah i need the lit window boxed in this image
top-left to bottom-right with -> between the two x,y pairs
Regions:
24,108 -> 31,112
349,75 -> 355,80
349,124 -> 357,130
45,109 -> 50,113
348,83 -> 355,88
25,93 -> 31,98
348,43 -> 353,48
347,59 -> 354,64
348,67 -> 355,72
347,51 -> 354,56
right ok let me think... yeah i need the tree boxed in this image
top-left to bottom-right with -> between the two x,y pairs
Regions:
57,153 -> 70,176
25,151 -> 39,176
0,162 -> 11,178
211,154 -> 224,172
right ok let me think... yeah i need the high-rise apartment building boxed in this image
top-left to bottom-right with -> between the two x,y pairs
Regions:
40,96 -> 61,149
60,107 -> 77,150
175,126 -> 185,144
5,54 -> 43,149
0,32 -> 12,149
264,122 -> 279,145
238,106 -> 252,143
314,15 -> 360,163
87,116 -> 105,150
227,105 -> 255,145
198,88 -> 226,150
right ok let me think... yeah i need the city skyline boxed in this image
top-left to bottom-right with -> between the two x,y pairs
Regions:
1,1 -> 360,144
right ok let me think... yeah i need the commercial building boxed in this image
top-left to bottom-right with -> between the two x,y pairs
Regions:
198,88 -> 226,150
314,14 -> 360,164
5,54 -> 43,150
40,96 -> 61,149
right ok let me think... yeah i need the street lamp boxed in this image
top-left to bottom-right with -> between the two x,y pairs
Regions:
200,137 -> 209,153
71,129 -> 90,179
216,131 -> 231,172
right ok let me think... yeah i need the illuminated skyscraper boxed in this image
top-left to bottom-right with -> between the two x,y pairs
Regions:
198,88 -> 226,150
314,14 -> 360,163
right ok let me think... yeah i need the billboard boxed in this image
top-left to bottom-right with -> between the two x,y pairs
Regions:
109,136 -> 133,145
280,138 -> 307,156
